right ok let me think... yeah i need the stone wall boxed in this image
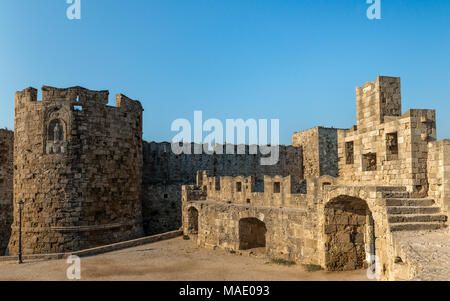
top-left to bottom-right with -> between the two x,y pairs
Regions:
336,77 -> 436,194
292,126 -> 339,178
182,173 -> 402,279
142,142 -> 303,235
143,142 -> 303,184
0,130 -> 13,256
324,196 -> 373,271
427,139 -> 450,215
142,183 -> 182,235
195,171 -> 308,208
181,181 -> 320,265
8,86 -> 144,255
318,127 -> 339,177
185,201 -> 319,264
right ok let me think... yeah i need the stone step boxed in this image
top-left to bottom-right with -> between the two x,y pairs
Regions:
385,198 -> 435,207
388,214 -> 448,223
381,192 -> 410,199
390,222 -> 447,232
387,206 -> 441,215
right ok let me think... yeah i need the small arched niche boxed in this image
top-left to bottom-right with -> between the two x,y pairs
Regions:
46,119 -> 68,154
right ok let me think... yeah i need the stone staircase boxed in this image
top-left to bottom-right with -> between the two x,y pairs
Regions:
386,197 -> 448,232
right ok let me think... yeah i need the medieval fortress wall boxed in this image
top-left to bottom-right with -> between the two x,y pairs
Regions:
142,142 -> 303,235
0,76 -> 449,280
0,130 -> 13,256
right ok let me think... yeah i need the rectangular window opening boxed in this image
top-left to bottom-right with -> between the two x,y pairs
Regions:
345,141 -> 354,164
236,182 -> 242,192
363,153 -> 377,171
386,132 -> 399,161
273,182 -> 281,193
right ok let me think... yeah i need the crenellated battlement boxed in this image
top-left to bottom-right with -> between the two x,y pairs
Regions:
15,86 -> 142,115
15,87 -> 37,103
197,170 -> 301,194
41,86 -> 109,105
186,170 -> 316,208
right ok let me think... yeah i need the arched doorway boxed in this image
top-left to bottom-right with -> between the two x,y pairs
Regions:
238,218 -> 267,250
187,207 -> 199,235
324,196 -> 375,271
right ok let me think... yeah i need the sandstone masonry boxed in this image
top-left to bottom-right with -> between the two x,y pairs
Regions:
8,86 -> 144,255
292,126 -> 339,178
142,143 -> 303,235
182,76 -> 449,280
0,130 -> 13,256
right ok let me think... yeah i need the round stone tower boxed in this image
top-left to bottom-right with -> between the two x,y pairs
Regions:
8,86 -> 144,254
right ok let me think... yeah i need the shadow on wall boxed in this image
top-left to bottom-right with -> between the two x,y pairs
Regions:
142,184 -> 182,236
187,207 -> 199,235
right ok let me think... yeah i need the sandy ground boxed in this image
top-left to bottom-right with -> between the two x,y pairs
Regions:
0,237 -> 370,281
394,228 -> 450,280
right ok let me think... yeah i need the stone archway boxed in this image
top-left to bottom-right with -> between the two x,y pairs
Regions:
187,207 -> 199,235
324,196 -> 375,271
238,218 -> 267,250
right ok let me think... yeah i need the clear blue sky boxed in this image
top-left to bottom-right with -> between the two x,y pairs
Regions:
0,0 -> 449,144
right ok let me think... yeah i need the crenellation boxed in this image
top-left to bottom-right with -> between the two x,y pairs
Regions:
41,86 -> 109,106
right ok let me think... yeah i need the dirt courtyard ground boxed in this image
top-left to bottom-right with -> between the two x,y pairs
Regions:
0,237 -> 370,281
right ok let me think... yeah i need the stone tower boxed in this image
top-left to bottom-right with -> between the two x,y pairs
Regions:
8,86 -> 144,255
356,76 -> 402,131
